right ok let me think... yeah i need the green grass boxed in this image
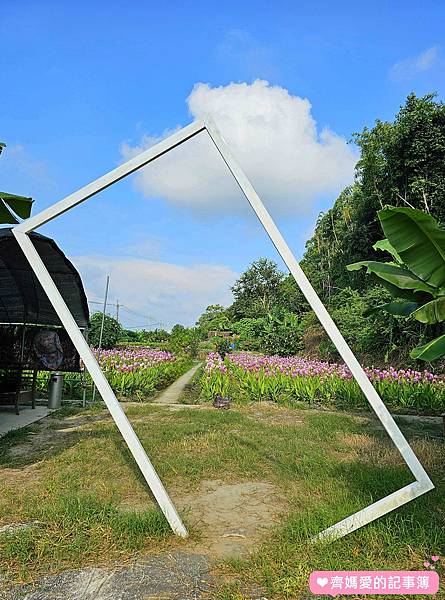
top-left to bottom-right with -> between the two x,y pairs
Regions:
178,364 -> 204,404
1,495 -> 169,581
0,401 -> 443,597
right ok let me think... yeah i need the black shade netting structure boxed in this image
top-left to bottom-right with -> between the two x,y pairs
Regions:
0,228 -> 89,372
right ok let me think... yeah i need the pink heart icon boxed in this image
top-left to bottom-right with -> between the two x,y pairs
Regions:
317,577 -> 329,588
431,556 -> 440,562
424,561 -> 431,568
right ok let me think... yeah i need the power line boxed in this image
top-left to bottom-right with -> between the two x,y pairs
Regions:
88,300 -> 114,306
124,324 -> 165,330
87,299 -> 164,329
88,300 -> 156,321
120,304 -> 157,321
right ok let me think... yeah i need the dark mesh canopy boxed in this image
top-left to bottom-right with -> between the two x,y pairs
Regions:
0,228 -> 89,328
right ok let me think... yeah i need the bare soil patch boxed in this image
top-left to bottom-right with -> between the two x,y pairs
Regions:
4,414 -> 107,463
245,403 -> 305,426
178,479 -> 284,559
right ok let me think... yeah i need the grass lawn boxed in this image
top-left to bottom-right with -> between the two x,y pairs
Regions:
0,400 -> 443,598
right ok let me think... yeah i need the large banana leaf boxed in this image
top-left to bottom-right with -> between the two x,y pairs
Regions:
379,206 -> 445,288
410,333 -> 445,361
0,191 -> 33,224
412,296 -> 445,324
372,238 -> 403,263
346,261 -> 436,294
364,301 -> 418,317
368,274 -> 427,302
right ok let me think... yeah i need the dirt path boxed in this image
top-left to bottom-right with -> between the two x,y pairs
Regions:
152,363 -> 201,405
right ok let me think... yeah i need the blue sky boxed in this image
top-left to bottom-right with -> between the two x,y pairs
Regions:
1,1 -> 445,328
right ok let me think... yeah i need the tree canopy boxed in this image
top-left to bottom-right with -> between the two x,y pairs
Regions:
229,258 -> 285,320
88,312 -> 123,349
195,304 -> 231,332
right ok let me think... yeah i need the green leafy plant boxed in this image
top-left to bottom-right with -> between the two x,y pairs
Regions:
347,206 -> 445,360
202,353 -> 445,413
260,308 -> 303,356
214,337 -> 232,359
0,141 -> 33,224
168,324 -> 200,357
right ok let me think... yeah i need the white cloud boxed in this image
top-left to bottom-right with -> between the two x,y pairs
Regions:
390,46 -> 439,81
71,254 -> 237,329
121,80 -> 357,216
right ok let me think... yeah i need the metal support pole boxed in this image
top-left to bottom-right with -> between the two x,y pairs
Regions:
92,275 -> 109,402
82,329 -> 88,408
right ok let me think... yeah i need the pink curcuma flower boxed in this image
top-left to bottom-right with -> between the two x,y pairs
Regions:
207,352 -> 441,394
94,346 -> 176,372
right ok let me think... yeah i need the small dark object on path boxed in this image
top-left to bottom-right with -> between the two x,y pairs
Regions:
212,395 -> 231,409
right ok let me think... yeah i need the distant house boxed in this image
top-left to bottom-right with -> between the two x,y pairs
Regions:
207,330 -> 232,340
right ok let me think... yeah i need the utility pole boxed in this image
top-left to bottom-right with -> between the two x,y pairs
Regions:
116,299 -> 120,324
92,275 -> 110,402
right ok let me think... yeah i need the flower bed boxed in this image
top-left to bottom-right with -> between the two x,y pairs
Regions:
97,347 -> 190,400
37,348 -> 192,401
98,347 -> 175,371
202,352 -> 445,413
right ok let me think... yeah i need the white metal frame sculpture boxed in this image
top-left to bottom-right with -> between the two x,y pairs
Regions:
13,118 -> 434,542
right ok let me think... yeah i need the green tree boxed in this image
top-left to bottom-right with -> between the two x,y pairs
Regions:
301,185 -> 374,299
88,312 -> 123,349
214,337 -> 232,359
355,93 -> 445,222
229,258 -> 285,319
169,324 -> 199,357
301,286 -> 420,364
138,328 -> 170,343
196,304 -> 231,333
232,317 -> 266,351
231,309 -> 303,356
278,273 -> 310,315
121,328 -> 140,342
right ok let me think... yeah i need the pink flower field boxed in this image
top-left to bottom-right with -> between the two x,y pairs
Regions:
88,347 -> 189,399
97,348 -> 175,372
203,352 -> 445,413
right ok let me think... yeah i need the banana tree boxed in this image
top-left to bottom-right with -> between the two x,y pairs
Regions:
0,141 -> 33,224
347,206 -> 445,361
